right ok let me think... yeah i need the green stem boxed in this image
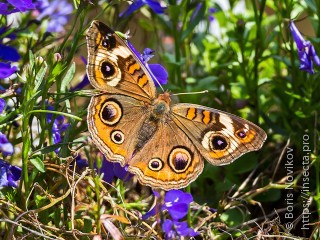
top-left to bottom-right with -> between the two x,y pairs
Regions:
252,0 -> 266,122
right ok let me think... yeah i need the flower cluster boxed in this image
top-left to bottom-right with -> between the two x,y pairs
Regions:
143,190 -> 198,238
289,20 -> 320,74
36,0 -> 73,33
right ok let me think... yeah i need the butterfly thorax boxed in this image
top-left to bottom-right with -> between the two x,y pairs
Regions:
150,92 -> 171,119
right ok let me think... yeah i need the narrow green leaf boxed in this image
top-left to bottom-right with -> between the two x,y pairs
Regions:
34,62 -> 48,92
61,62 -> 75,92
30,156 -> 46,173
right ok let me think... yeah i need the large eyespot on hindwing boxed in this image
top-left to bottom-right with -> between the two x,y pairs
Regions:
99,99 -> 122,126
168,147 -> 193,173
148,158 -> 164,171
110,130 -> 125,144
202,131 -> 229,151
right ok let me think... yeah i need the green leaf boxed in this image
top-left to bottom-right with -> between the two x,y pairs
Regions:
61,62 -> 75,92
220,208 -> 246,227
34,62 -> 48,92
30,156 -> 46,173
181,3 -> 206,41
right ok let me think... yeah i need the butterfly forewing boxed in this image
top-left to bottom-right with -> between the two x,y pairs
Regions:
86,21 -> 157,101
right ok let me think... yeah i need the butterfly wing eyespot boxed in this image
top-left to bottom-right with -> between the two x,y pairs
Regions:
202,132 -> 229,151
99,99 -> 122,126
168,147 -> 193,173
110,130 -> 125,144
148,158 -> 164,171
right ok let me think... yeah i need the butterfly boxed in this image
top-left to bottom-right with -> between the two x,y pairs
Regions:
86,21 -> 267,190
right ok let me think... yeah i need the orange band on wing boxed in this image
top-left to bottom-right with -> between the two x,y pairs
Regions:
128,62 -> 141,74
202,110 -> 212,124
138,74 -> 148,88
186,108 -> 196,120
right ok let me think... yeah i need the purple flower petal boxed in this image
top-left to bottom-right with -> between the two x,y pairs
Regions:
145,0 -> 166,14
162,219 -> 175,238
149,64 -> 168,86
141,48 -> 154,63
7,0 -> 35,12
119,0 -> 166,18
0,62 -> 17,79
0,159 -> 21,188
0,44 -> 20,62
0,98 -> 5,113
0,132 -> 14,156
0,27 -> 16,40
71,56 -> 90,91
0,3 -> 10,14
165,203 -> 189,220
175,221 -> 199,237
289,21 -> 320,74
71,75 -> 89,91
37,0 -> 73,33
164,190 -> 193,205
119,0 -> 145,18
191,3 -> 203,22
163,190 -> 193,220
289,21 -> 305,51
99,157 -> 132,184
100,160 -> 115,183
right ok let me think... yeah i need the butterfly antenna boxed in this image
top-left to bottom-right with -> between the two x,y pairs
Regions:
172,90 -> 209,96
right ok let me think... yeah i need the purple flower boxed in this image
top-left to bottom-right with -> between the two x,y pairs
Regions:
0,62 -> 17,79
46,106 -> 69,153
0,0 -> 35,15
0,132 -> 14,157
162,219 -> 198,239
289,21 -> 320,74
119,0 -> 166,18
127,40 -> 168,86
162,189 -> 193,220
0,98 -> 5,113
0,28 -> 20,79
0,159 -> 21,188
99,155 -> 133,184
208,7 -> 217,22
52,115 -> 69,145
70,155 -> 88,171
37,0 -> 73,33
0,44 -> 21,62
190,3 -> 203,22
143,190 -> 198,238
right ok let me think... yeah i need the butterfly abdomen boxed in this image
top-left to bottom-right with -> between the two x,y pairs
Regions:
134,96 -> 171,156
